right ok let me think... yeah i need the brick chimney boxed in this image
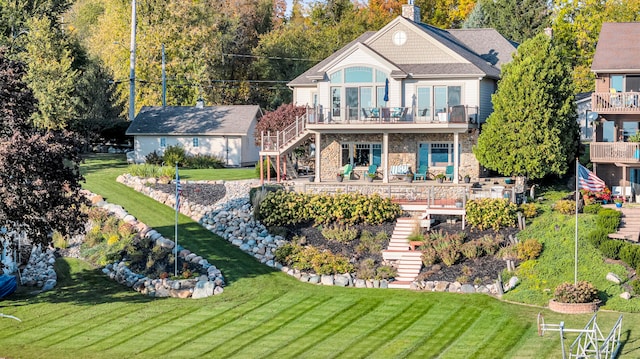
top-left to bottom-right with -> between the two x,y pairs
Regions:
402,0 -> 421,23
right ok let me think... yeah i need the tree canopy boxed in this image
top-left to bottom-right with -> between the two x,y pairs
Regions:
473,34 -> 579,180
0,50 -> 87,246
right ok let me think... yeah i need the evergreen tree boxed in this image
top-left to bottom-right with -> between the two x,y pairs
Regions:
482,0 -> 550,43
473,34 -> 579,180
462,1 -> 488,29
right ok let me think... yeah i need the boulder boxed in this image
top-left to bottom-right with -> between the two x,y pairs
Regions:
620,292 -> 632,300
606,272 -> 622,284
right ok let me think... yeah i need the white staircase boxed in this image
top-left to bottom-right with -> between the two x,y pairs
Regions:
383,218 -> 424,289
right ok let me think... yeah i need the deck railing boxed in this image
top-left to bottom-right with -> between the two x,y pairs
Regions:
592,92 -> 640,113
590,142 -> 640,163
306,105 -> 478,125
261,113 -> 308,152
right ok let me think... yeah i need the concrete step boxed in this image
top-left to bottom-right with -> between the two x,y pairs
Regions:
388,281 -> 412,289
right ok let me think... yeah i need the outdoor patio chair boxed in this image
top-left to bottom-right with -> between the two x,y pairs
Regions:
445,165 -> 454,181
365,164 -> 378,177
341,163 -> 354,180
414,164 -> 429,181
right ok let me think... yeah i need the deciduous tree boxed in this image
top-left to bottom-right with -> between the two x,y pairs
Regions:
0,50 -> 87,247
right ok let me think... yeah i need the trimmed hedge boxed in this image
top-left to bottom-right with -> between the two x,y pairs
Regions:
258,191 -> 401,226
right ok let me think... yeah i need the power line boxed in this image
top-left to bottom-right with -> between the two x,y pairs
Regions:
221,53 -> 321,62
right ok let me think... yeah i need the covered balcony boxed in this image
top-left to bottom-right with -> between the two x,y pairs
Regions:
306,105 -> 479,126
590,142 -> 640,163
591,92 -> 640,114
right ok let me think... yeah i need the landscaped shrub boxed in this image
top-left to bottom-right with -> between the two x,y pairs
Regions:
356,230 -> 387,255
461,240 -> 481,259
356,258 -> 376,279
519,203 -> 538,218
127,164 -> 175,179
553,281 -> 598,303
321,224 -> 358,243
465,198 -> 518,231
516,238 -> 543,261
258,191 -> 401,226
429,230 -> 464,266
255,159 -> 277,178
163,145 -> 186,167
145,150 -> 163,165
586,228 -> 610,248
630,279 -> 640,295
250,185 -> 284,220
596,208 -> 622,233
274,241 -> 353,275
479,234 -> 502,255
599,239 -> 623,260
553,199 -> 575,214
184,154 -> 225,169
619,243 -> 640,269
583,203 -> 602,214
421,246 -> 438,266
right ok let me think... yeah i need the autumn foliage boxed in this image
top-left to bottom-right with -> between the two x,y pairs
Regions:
254,103 -> 307,145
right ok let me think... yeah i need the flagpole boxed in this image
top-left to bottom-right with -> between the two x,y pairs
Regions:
575,158 -> 579,285
175,162 -> 179,278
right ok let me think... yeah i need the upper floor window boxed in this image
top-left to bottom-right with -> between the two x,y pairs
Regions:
193,138 -> 199,147
160,137 -> 166,148
345,67 -> 373,83
330,70 -> 342,84
611,75 -> 640,92
330,67 -> 387,84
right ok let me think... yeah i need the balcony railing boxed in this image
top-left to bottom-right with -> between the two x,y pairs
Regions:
590,142 -> 640,163
306,105 -> 478,125
591,92 -> 640,113
261,114 -> 308,152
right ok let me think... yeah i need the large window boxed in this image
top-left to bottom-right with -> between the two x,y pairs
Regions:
417,85 -> 462,120
611,75 -> 640,92
328,67 -> 388,120
418,142 -> 460,167
341,143 -> 382,166
160,137 -> 166,148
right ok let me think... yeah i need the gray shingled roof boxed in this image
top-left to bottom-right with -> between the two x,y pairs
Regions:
126,105 -> 261,136
288,17 -> 517,86
287,32 -> 377,86
592,22 -> 640,72
446,28 -> 518,69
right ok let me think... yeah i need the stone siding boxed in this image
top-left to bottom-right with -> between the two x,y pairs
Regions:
318,131 -> 480,181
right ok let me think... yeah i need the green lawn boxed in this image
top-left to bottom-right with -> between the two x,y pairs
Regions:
0,154 -> 638,358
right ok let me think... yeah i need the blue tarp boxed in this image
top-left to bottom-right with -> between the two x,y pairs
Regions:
0,275 -> 17,299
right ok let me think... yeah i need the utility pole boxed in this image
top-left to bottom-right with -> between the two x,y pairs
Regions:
129,0 -> 137,121
162,43 -> 166,107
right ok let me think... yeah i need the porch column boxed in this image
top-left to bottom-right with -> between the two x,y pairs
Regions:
383,132 -> 389,183
266,155 -> 271,182
315,132 -> 321,183
453,132 -> 459,184
276,155 -> 281,182
259,154 -> 264,185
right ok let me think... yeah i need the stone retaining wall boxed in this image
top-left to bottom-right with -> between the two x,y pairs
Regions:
85,191 -> 225,299
117,175 -> 515,295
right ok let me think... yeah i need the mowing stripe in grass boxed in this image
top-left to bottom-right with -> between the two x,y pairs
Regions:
365,302 -> 477,359
64,301 -> 219,351
311,299 -> 425,358
37,303 -> 169,348
137,291 -> 320,357
322,299 -> 425,359
239,296 -> 383,359
192,294 -> 335,358
0,302 -> 105,338
482,321 -> 537,358
405,306 -> 482,358
137,293 -> 282,356
504,329 -> 562,359
299,298 -> 440,359
432,309 -> 510,358
4,302 -> 132,344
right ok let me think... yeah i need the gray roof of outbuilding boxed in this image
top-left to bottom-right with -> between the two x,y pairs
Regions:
592,22 -> 640,72
288,18 -> 517,86
125,105 -> 261,136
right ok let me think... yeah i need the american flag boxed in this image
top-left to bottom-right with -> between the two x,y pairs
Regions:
175,170 -> 182,210
578,164 -> 606,192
